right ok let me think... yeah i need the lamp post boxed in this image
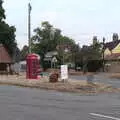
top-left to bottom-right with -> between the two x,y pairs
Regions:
28,2 -> 32,54
102,37 -> 105,72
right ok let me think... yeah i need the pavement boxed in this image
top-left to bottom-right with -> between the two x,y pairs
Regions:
0,85 -> 120,120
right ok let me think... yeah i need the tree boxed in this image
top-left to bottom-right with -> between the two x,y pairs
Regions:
113,33 -> 119,41
0,0 -> 17,56
81,41 -> 101,61
57,36 -> 76,64
32,21 -> 61,52
93,36 -> 98,45
32,21 -> 62,67
75,36 -> 102,71
20,45 -> 29,61
0,0 -> 5,22
32,21 -> 78,68
78,36 -> 101,63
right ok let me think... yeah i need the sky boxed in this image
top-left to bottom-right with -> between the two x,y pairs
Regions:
3,0 -> 120,49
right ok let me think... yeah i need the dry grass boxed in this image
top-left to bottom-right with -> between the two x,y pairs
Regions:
0,75 -> 119,94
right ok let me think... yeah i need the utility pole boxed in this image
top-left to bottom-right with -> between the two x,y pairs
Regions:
28,2 -> 32,54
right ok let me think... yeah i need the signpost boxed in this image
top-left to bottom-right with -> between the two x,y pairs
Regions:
61,65 -> 68,82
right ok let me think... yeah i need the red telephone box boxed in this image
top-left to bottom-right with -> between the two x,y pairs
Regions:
26,54 -> 40,79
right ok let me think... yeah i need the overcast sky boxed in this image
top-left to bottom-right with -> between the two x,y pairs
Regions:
3,0 -> 120,49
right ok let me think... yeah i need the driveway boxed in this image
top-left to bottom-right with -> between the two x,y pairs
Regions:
0,86 -> 120,120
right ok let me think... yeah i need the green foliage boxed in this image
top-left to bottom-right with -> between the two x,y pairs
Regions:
20,45 -> 29,61
87,60 -> 103,72
32,21 -> 102,70
32,21 -> 60,54
0,0 -> 5,22
0,1 -> 16,56
57,35 -> 77,64
32,21 -> 77,67
82,37 -> 102,61
75,36 -> 102,71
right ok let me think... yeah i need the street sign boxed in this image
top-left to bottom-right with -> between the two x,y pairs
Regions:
61,65 -> 68,80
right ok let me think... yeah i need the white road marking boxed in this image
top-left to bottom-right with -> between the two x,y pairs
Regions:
89,113 -> 120,120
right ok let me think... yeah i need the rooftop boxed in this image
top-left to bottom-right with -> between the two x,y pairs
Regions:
0,44 -> 12,63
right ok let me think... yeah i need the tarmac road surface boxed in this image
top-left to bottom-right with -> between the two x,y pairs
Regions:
70,73 -> 120,88
0,85 -> 120,120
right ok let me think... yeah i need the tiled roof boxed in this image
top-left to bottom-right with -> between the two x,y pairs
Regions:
45,51 -> 58,58
0,44 -> 12,63
104,40 -> 120,50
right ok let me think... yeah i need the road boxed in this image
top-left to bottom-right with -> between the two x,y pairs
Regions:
70,73 -> 120,88
0,86 -> 120,120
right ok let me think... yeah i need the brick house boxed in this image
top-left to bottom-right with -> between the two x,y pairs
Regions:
104,40 -> 120,60
104,40 -> 120,72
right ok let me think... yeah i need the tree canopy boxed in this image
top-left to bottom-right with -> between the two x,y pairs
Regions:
0,0 -> 5,21
20,45 -> 29,61
80,36 -> 102,61
0,0 -> 17,56
74,36 -> 102,71
31,21 -> 102,69
32,21 -> 77,67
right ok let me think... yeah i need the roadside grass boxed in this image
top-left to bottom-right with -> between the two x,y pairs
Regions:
0,75 -> 119,94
